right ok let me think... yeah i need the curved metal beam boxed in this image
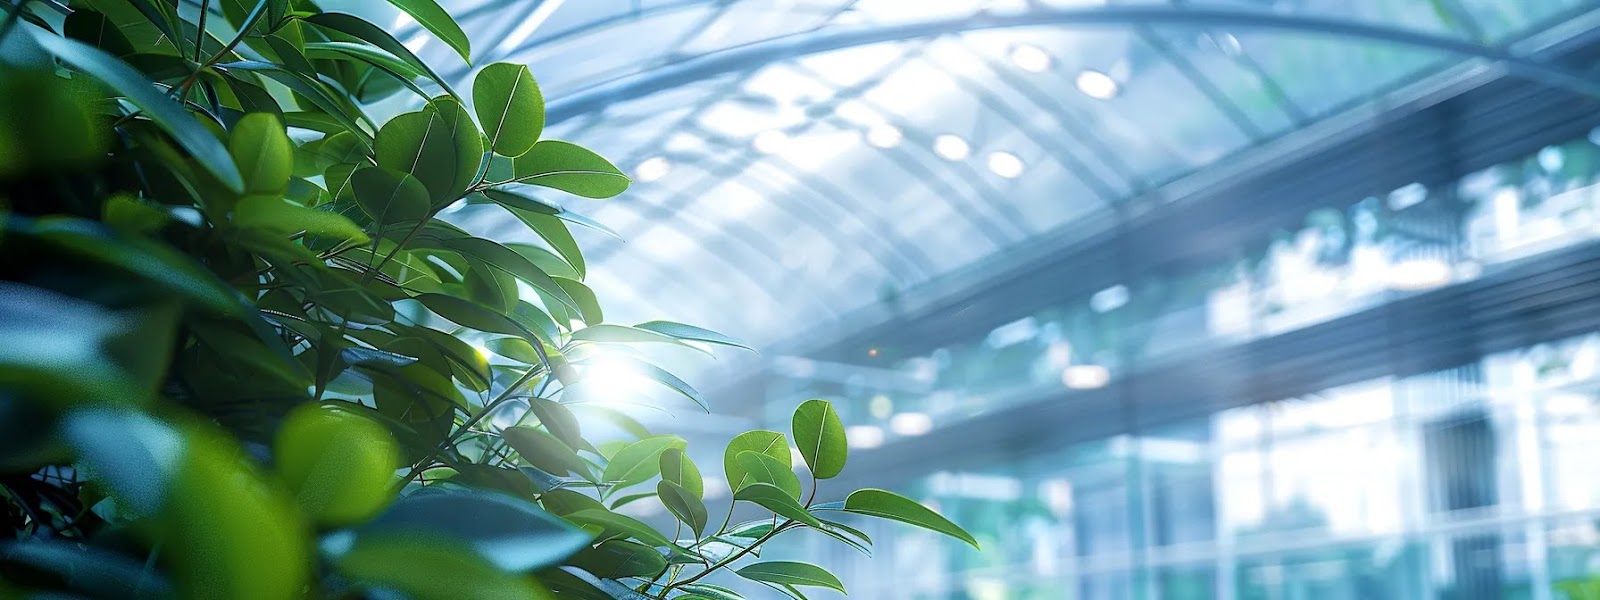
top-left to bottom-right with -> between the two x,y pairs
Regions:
541,5 -> 1600,124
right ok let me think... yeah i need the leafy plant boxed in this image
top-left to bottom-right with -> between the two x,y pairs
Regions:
0,1 -> 975,598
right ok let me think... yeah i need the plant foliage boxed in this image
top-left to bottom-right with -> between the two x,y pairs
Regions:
0,1 -> 974,599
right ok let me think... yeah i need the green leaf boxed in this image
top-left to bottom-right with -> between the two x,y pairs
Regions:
509,140 -> 630,198
301,12 -> 459,98
27,28 -> 243,192
555,278 -> 602,325
564,509 -> 672,548
374,98 -> 483,207
734,562 -> 845,594
608,491 -> 657,510
503,426 -> 588,477
485,195 -> 585,278
0,540 -> 172,599
485,336 -> 542,364
810,519 -> 872,556
723,431 -> 789,493
414,293 -> 528,337
5,216 -> 241,315
732,483 -> 819,528
228,113 -> 294,196
528,398 -> 585,451
216,61 -> 373,145
538,489 -> 605,516
233,196 -> 370,244
384,0 -> 471,64
359,489 -> 591,571
791,399 -> 847,479
506,242 -> 579,280
840,489 -> 979,549
416,236 -> 578,313
351,166 -> 431,230
473,63 -> 543,158
634,321 -> 752,351
333,533 -> 555,598
659,448 -> 702,499
658,480 -> 708,537
600,435 -> 686,490
569,324 -> 682,346
568,540 -> 665,579
734,451 -> 801,499
680,584 -> 747,600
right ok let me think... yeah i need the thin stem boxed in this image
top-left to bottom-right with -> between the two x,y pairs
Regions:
398,366 -> 544,485
666,521 -> 799,592
193,0 -> 211,62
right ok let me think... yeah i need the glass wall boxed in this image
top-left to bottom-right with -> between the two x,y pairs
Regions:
765,129 -> 1600,451
769,333 -> 1600,599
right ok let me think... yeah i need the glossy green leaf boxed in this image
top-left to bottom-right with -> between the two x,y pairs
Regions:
659,447 -> 702,499
791,399 -> 847,479
485,195 -> 585,277
568,539 -> 665,579
333,533 -> 556,599
555,277 -> 602,325
358,489 -> 590,571
485,336 -> 542,364
4,216 -> 241,315
351,166 -> 431,229
734,562 -> 845,594
658,480 -> 708,537
634,321 -> 752,351
233,196 -> 370,244
564,509 -> 672,548
474,63 -> 543,157
810,520 -> 872,556
528,398 -> 584,451
414,293 -> 526,337
724,430 -> 789,493
509,140 -> 630,198
680,584 -> 747,600
731,483 -> 819,528
416,236 -> 578,312
600,435 -> 686,490
374,98 -> 483,206
569,324 -> 682,346
734,450 -> 801,499
506,242 -> 580,280
385,0 -> 471,63
301,12 -> 459,98
27,28 -> 243,192
503,426 -> 588,477
217,61 -> 374,145
840,489 -> 979,548
273,404 -> 400,526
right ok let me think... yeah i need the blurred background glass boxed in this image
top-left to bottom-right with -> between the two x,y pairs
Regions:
372,0 -> 1600,596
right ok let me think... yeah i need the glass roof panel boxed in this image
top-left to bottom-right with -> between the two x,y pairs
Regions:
434,0 -> 1600,351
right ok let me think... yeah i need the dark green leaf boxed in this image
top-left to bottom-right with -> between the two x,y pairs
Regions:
564,509 -> 671,548
485,336 -> 542,364
0,540 -> 171,599
509,140 -> 630,199
373,98 -> 483,207
360,489 -> 590,571
414,293 -> 527,337
840,489 -> 978,548
657,480 -> 707,537
502,426 -> 588,477
351,166 -> 431,230
233,196 -> 370,244
333,533 -> 555,597
659,448 -> 702,499
791,399 -> 847,479
723,431 -> 789,493
734,450 -> 801,499
538,489 -> 604,516
473,63 -> 543,157
528,397 -> 585,451
600,435 -> 685,490
734,562 -> 845,594
27,28 -> 244,192
384,0 -> 471,64
568,540 -> 665,579
301,12 -> 459,97
732,484 -> 819,528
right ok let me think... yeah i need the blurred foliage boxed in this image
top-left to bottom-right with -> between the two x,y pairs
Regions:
0,1 -> 974,599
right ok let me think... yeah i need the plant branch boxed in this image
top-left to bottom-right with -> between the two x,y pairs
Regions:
664,520 -> 799,592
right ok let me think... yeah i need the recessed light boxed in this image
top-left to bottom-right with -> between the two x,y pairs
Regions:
889,412 -> 933,436
846,425 -> 884,449
934,134 -> 970,161
1062,365 -> 1110,389
635,156 -> 670,182
865,123 -> 902,149
1009,44 -> 1052,73
986,151 -> 1024,178
1388,259 -> 1452,291
1075,69 -> 1119,100
753,130 -> 789,154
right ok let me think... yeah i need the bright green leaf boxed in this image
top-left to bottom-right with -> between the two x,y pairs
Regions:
791,399 -> 847,479
564,509 -> 671,548
840,489 -> 978,549
600,435 -> 685,490
734,450 -> 801,499
233,196 -> 370,244
657,480 -> 707,537
732,483 -> 819,527
509,140 -> 629,199
724,431 -> 789,493
503,426 -> 588,477
473,63 -> 543,158
384,0 -> 471,64
351,166 -> 431,229
373,97 -> 482,207
659,448 -> 702,499
230,113 -> 294,195
734,562 -> 845,594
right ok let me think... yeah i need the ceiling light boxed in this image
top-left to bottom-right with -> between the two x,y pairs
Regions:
846,425 -> 884,449
753,130 -> 789,154
635,156 -> 670,182
986,151 -> 1024,179
1075,69 -> 1119,100
1388,258 -> 1452,291
391,13 -> 415,29
889,412 -> 933,436
933,134 -> 970,161
402,35 -> 429,54
865,123 -> 902,149
1062,364 -> 1110,389
869,394 -> 893,419
1090,284 -> 1129,313
1009,44 -> 1052,73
